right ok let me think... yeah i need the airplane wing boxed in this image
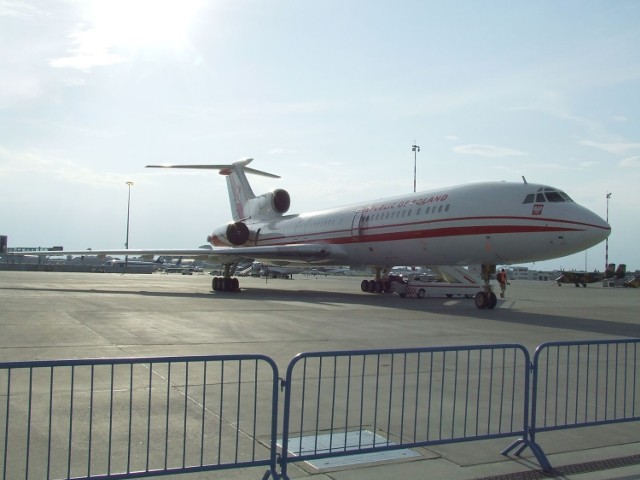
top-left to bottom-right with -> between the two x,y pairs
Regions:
5,244 -> 340,265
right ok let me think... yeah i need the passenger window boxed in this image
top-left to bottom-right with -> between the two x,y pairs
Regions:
438,205 -> 443,213
425,207 -> 430,214
445,204 -> 450,212
523,194 -> 534,204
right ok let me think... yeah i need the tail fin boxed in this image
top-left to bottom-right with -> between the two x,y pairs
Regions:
146,158 -> 280,221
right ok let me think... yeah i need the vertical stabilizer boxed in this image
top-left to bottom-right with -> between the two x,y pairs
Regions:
146,158 -> 281,221
220,159 -> 257,221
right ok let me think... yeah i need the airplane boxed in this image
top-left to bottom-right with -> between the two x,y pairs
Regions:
7,158 -> 611,310
556,270 -> 603,287
625,274 -> 640,288
243,261 -> 306,279
556,263 -> 624,287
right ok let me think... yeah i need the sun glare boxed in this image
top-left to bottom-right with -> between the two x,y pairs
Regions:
90,0 -> 203,50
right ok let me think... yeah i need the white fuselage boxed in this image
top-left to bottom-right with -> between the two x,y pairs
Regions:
217,181 -> 610,268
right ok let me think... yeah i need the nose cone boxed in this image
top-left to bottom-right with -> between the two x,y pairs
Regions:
579,207 -> 611,249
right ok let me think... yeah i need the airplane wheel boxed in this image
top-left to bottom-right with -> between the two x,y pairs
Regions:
368,280 -> 377,293
231,278 -> 239,291
475,292 -> 488,309
361,280 -> 369,292
417,289 -> 426,298
487,292 -> 498,309
376,280 -> 384,293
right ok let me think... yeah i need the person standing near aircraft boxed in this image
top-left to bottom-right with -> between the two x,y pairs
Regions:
497,269 -> 508,298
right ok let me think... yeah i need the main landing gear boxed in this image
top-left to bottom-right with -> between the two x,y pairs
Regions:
475,264 -> 497,310
360,267 -> 392,294
360,278 -> 391,293
212,276 -> 239,292
212,263 -> 240,292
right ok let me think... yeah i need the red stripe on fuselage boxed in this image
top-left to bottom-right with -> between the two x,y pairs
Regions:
252,215 -> 591,247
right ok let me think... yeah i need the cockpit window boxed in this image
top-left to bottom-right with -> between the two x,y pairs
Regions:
524,188 -> 574,204
543,187 -> 573,202
544,191 -> 565,202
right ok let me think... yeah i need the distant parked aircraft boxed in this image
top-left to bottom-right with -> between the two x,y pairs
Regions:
556,263 -> 622,287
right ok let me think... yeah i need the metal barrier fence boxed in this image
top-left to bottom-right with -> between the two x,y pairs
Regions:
530,339 -> 640,433
0,355 -> 280,480
2,340 -> 640,479
503,339 -> 640,470
279,345 -> 535,479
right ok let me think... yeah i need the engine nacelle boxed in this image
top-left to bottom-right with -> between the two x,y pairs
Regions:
245,189 -> 291,218
208,221 -> 250,246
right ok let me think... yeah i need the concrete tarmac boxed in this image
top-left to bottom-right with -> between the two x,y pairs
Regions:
1,271 -> 639,479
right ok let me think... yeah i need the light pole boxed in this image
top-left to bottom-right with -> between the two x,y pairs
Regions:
125,181 -> 134,271
605,192 -> 611,272
412,143 -> 420,193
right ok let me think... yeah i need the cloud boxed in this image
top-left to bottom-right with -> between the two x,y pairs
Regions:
619,156 -> 640,168
0,0 -> 43,17
0,73 -> 43,107
49,28 -> 125,70
0,146 -> 128,187
453,144 -> 527,158
580,141 -> 640,155
610,115 -> 627,122
268,148 -> 299,155
579,160 -> 600,168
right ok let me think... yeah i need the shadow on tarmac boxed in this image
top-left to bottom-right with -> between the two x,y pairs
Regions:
3,283 -> 640,339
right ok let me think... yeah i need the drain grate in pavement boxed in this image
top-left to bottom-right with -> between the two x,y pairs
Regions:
280,430 -> 421,470
478,453 -> 640,480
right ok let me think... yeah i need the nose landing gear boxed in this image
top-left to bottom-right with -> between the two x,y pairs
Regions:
475,264 -> 498,309
474,287 -> 497,309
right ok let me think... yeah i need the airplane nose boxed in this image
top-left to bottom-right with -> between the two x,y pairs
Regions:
584,209 -> 611,246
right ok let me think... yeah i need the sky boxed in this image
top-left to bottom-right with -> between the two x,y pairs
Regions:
1,0 -> 639,272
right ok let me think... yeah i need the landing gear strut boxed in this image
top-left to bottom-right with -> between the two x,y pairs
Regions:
475,264 -> 497,310
212,263 -> 240,292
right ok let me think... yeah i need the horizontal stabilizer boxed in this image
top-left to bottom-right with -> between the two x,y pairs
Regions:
146,158 -> 280,178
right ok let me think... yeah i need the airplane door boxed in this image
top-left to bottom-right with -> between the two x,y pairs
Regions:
351,211 -> 364,240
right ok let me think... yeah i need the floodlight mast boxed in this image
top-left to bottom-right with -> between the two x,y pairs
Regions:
125,181 -> 134,271
412,143 -> 420,193
605,192 -> 611,272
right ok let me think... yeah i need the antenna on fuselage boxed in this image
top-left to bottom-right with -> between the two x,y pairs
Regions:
522,176 -> 528,184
